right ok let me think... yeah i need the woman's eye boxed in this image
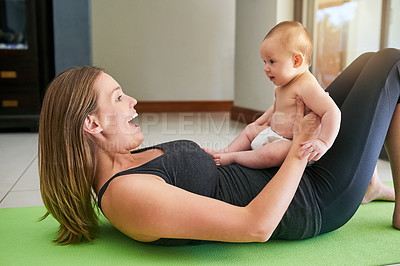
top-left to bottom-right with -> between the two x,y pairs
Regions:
116,95 -> 122,102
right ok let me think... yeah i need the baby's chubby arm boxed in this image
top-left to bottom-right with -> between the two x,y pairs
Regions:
254,104 -> 275,127
297,80 -> 341,161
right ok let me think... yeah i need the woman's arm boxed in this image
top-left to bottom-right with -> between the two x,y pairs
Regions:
102,100 -> 318,243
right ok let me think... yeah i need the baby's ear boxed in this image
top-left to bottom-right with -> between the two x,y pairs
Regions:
83,114 -> 103,134
293,53 -> 304,68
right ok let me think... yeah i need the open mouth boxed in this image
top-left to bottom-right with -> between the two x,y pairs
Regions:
128,113 -> 139,124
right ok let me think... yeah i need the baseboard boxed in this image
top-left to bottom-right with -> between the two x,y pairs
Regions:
230,105 -> 264,124
135,100 -> 233,113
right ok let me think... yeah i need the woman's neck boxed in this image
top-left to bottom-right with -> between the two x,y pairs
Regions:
93,145 -> 165,193
93,147 -> 136,193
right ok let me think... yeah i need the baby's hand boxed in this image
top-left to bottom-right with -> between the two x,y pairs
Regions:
299,139 -> 329,162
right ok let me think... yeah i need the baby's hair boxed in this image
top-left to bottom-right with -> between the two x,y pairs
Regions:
264,21 -> 313,66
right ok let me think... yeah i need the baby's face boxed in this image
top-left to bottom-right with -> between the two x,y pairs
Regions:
260,37 -> 298,87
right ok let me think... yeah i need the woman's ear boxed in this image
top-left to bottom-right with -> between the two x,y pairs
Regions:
293,53 -> 304,68
83,115 -> 102,134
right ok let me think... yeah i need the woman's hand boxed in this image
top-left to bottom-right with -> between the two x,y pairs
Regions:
292,98 -> 321,159
300,139 -> 328,162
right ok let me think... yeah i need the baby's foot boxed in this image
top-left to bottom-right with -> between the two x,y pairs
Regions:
214,153 -> 235,166
361,179 -> 395,204
203,148 -> 221,157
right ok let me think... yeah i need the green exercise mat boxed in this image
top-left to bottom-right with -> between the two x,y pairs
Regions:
1,201 -> 399,265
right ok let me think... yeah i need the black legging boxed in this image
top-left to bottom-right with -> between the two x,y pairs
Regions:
307,48 -> 400,235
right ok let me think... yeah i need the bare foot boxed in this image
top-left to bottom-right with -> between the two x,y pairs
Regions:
394,206 -> 400,230
362,169 -> 395,204
203,148 -> 221,157
214,153 -> 235,166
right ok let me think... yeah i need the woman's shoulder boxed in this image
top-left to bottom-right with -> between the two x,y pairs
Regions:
101,173 -> 166,213
100,173 -> 166,241
107,172 -> 166,189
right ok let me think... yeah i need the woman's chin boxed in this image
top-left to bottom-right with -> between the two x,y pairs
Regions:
130,135 -> 145,151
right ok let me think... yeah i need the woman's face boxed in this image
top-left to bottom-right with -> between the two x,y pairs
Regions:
93,72 -> 143,152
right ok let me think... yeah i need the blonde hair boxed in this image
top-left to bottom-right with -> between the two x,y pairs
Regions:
39,66 -> 103,244
264,21 -> 313,66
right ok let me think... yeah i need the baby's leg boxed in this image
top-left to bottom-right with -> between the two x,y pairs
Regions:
204,122 -> 268,156
214,140 -> 292,169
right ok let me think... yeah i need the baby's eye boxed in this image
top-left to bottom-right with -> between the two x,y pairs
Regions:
116,95 -> 122,102
270,59 -> 275,64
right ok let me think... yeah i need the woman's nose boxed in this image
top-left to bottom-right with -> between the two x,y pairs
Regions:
129,97 -> 137,109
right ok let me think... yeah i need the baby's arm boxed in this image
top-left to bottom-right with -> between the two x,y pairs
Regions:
298,82 -> 341,161
254,104 -> 274,126
204,104 -> 275,158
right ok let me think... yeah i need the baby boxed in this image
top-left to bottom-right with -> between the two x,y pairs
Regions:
205,21 -> 341,168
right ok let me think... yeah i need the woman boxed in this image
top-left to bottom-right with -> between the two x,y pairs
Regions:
39,48 -> 400,245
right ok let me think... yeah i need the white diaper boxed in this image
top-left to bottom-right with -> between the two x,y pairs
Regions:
250,127 -> 291,150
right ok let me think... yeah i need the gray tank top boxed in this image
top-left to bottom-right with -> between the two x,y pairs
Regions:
97,140 -> 321,245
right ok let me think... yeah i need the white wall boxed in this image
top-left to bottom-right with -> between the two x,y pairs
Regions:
234,0 -> 293,111
91,0 -> 235,101
346,0 -> 382,66
388,0 -> 400,48
277,0 -> 294,23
